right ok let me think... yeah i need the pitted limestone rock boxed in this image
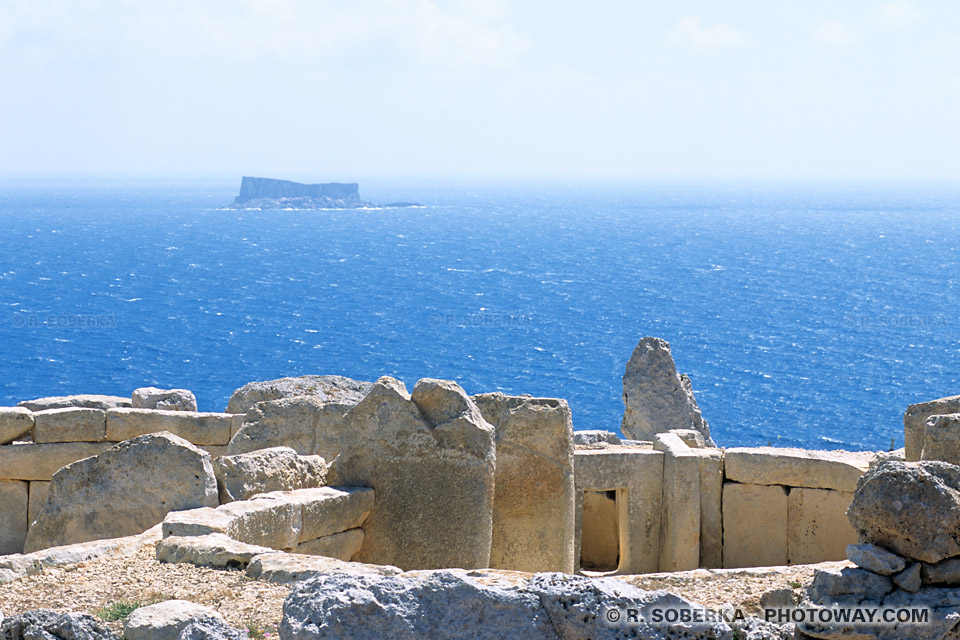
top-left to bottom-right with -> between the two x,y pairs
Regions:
132,388 -> 198,412
213,447 -> 327,503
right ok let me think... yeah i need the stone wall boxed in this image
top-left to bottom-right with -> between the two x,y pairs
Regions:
2,391 -> 873,572
0,404 -> 244,554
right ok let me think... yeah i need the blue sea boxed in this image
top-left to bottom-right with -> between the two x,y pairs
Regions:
1,179 -> 958,451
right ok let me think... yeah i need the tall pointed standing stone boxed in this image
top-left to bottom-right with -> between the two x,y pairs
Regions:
621,337 -> 714,446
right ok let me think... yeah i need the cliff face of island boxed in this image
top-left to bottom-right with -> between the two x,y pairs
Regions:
227,177 -> 371,209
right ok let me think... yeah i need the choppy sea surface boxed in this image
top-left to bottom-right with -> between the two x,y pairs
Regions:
1,179 -> 958,451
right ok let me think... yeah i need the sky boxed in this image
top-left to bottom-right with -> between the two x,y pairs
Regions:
1,0 -> 959,182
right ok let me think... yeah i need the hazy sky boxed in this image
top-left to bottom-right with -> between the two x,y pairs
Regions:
2,0 -> 959,181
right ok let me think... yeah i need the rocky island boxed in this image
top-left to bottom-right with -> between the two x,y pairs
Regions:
224,177 -> 419,210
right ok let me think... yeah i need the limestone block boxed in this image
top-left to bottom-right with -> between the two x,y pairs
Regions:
474,392 -> 575,573
921,414 -> 960,464
846,543 -> 906,575
0,442 -> 113,481
893,562 -> 921,593
579,491 -> 619,570
156,533 -> 273,568
294,528 -> 364,561
0,479 -> 29,554
724,447 -> 868,492
698,448 -> 723,569
161,507 -> 234,538
28,480 -> 50,525
18,394 -> 130,411
807,566 -> 892,603
298,486 -> 374,542
124,600 -> 224,640
216,493 -> 303,550
338,377 -> 495,570
105,408 -> 232,445
226,375 -> 372,415
23,433 -> 219,552
904,394 -> 960,461
574,448 -> 664,574
131,387 -> 197,412
723,482 -> 788,568
33,408 -> 106,443
787,488 -> 856,565
654,432 -> 700,572
245,552 -> 401,584
213,447 -> 327,503
0,407 -> 34,445
230,413 -> 245,439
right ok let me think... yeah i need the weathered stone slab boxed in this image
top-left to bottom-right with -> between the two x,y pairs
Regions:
226,375 -> 372,414
723,482 -> 788,568
131,387 -> 197,412
299,486 -> 374,542
787,488 -> 856,565
620,336 -> 713,445
724,447 -> 868,492
124,600 -> 223,640
338,378 -> 496,570
0,442 -> 113,481
294,528 -> 364,561
0,479 -> 28,554
574,448 -> 664,574
847,460 -> 960,564
920,557 -> 960,586
225,396 -> 339,458
0,407 -> 34,445
904,394 -> 960,461
846,543 -> 906,576
161,508 -> 234,538
23,433 -> 218,552
654,432 -> 700,572
807,565 -> 892,603
213,447 -> 327,503
17,394 -> 130,411
245,552 -> 401,584
105,409 -> 232,445
921,413 -> 960,464
156,533 -> 273,568
698,448 -> 723,569
33,408 -> 106,443
216,493 -> 303,550
27,481 -> 49,525
474,392 -> 575,574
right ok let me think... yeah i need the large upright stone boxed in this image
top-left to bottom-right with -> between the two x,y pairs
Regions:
213,447 -> 327,503
225,375 -> 371,414
23,432 -> 218,552
620,337 -> 713,445
474,393 -> 575,573
0,479 -> 29,554
337,377 -> 496,570
847,460 -> 960,563
904,394 -> 960,461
